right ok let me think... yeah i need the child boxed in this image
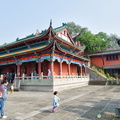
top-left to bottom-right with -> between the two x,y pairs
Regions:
51,91 -> 60,112
11,84 -> 15,93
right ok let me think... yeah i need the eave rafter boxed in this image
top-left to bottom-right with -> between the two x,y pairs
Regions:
54,36 -> 84,52
0,27 -> 53,51
0,40 -> 54,60
53,41 -> 88,62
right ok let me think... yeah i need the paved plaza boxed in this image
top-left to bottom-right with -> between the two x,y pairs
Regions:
3,85 -> 120,120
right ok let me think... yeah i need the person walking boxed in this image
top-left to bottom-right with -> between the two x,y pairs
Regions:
48,69 -> 51,79
0,80 -> 8,119
51,91 -> 60,112
0,74 -> 4,81
48,69 -> 51,76
9,73 -> 12,83
33,70 -> 37,79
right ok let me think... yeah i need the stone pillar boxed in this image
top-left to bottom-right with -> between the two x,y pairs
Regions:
38,62 -> 41,76
17,64 -> 21,77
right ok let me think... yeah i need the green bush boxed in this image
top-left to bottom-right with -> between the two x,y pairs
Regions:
98,69 -> 105,75
114,73 -> 119,79
105,73 -> 110,78
109,77 -> 116,81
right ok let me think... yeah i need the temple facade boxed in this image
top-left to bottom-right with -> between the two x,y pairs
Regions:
0,23 -> 89,91
89,50 -> 120,77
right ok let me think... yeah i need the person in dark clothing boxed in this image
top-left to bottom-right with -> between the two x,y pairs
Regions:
9,73 -> 12,83
11,73 -> 15,83
6,72 -> 10,83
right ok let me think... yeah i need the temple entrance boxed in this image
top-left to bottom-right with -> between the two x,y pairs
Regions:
21,63 -> 27,76
10,65 -> 16,74
41,60 -> 49,75
62,62 -> 68,76
0,64 -> 16,74
20,62 -> 38,76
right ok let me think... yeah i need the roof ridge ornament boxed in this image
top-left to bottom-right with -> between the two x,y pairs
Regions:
62,23 -> 66,26
16,37 -> 19,41
50,19 -> 52,27
35,29 -> 40,36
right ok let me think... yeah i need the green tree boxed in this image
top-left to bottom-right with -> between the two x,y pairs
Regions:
66,22 -> 81,34
95,32 -> 109,41
76,28 -> 109,52
66,22 -> 118,53
107,34 -> 119,50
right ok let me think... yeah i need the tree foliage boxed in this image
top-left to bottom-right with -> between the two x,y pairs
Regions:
66,22 -> 119,53
66,22 -> 81,34
107,34 -> 119,50
76,28 -> 110,52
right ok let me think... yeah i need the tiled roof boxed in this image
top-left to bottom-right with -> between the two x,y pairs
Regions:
76,45 -> 86,49
0,23 -> 86,52
0,33 -> 43,48
57,42 -> 88,61
54,24 -> 67,32
0,24 -> 67,48
104,64 -> 120,69
88,49 -> 120,56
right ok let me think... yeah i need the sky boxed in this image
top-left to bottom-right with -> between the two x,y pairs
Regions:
0,0 -> 120,45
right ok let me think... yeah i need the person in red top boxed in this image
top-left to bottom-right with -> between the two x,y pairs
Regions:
3,74 -> 6,80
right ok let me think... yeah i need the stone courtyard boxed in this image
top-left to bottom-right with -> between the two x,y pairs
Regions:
3,85 -> 120,120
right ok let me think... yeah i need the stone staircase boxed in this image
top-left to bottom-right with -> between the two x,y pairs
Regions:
87,67 -> 108,85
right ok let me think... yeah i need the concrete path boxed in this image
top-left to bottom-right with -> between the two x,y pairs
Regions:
3,85 -> 120,120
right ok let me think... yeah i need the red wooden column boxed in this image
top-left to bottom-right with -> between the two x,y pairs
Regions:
38,62 -> 41,76
68,63 -> 71,75
60,62 -> 62,76
17,64 -> 21,77
80,65 -> 82,76
50,61 -> 54,76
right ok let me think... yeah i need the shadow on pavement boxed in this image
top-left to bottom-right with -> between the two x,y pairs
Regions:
62,98 -> 120,120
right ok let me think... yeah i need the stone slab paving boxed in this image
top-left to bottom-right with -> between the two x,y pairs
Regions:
2,85 -> 120,120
